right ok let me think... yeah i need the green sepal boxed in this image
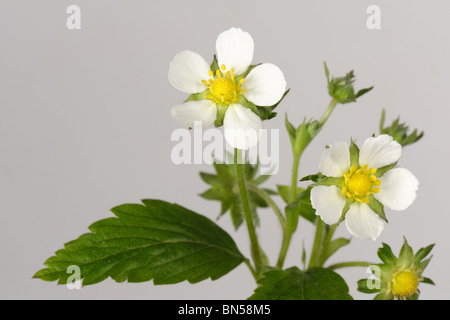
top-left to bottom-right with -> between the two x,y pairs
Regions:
324,61 -> 373,104
337,198 -> 353,224
184,89 -> 208,103
398,237 -> 414,266
420,277 -> 435,285
414,243 -> 435,265
377,243 -> 397,265
315,176 -> 345,188
300,172 -> 325,183
210,54 -> 220,74
367,195 -> 388,223
357,278 -> 381,294
375,162 -> 397,178
349,138 -> 360,168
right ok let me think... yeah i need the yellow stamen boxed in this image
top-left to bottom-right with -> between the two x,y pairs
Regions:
391,271 -> 419,298
342,165 -> 382,203
202,63 -> 247,106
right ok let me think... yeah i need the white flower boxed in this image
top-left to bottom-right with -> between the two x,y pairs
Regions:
168,27 -> 287,149
310,135 -> 419,240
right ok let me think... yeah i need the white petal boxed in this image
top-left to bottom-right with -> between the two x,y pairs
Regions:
374,168 -> 419,211
359,134 -> 402,169
216,27 -> 254,75
168,50 -> 210,94
311,185 -> 346,225
223,103 -> 262,150
319,141 -> 351,177
242,63 -> 286,106
171,100 -> 217,128
345,202 -> 384,240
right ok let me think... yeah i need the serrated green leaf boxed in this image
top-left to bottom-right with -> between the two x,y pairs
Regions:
34,200 -> 245,286
248,267 -> 352,300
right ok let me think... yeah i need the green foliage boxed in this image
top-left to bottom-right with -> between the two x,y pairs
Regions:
33,200 -> 245,286
199,161 -> 270,229
379,109 -> 424,147
248,267 -> 353,300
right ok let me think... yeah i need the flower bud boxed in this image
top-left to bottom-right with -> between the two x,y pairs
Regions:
379,109 -> 424,147
324,62 -> 373,104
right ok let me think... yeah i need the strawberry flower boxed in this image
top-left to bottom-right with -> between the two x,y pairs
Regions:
169,27 -> 287,149
310,134 -> 419,240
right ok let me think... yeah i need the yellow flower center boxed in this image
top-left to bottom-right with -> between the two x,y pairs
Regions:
391,271 -> 419,298
342,165 -> 381,203
202,64 -> 246,105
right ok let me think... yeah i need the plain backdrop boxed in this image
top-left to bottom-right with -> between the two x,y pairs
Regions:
1,0 -> 449,300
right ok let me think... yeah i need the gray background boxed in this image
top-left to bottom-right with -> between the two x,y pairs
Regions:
1,0 -> 449,299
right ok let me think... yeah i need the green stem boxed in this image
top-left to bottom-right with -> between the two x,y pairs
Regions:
319,98 -> 338,127
308,218 -> 326,268
327,261 -> 374,270
277,231 -> 292,269
244,260 -> 258,280
318,224 -> 337,265
247,184 -> 285,228
290,153 -> 301,203
234,148 -> 263,271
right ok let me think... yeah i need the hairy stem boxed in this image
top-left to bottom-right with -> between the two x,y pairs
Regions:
235,148 -> 263,271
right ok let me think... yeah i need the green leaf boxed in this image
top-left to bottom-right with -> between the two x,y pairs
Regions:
248,267 -> 353,300
33,200 -> 246,286
276,185 -> 304,204
286,186 -> 317,224
321,238 -> 351,263
199,161 -> 268,230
